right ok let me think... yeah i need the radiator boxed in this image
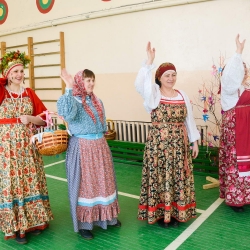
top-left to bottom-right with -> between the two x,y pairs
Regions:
107,120 -> 207,145
108,120 -> 151,143
40,118 -> 207,145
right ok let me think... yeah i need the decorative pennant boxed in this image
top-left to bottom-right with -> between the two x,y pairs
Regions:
36,0 -> 55,14
0,0 -> 8,25
213,135 -> 219,141
203,114 -> 209,122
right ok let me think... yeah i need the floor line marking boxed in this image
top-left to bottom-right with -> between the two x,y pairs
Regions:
196,209 -> 205,213
46,174 -> 67,182
117,191 -> 140,199
44,160 -> 65,168
164,197 -> 224,250
45,175 -> 206,214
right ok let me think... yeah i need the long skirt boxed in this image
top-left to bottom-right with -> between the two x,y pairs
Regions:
219,108 -> 250,206
138,124 -> 196,224
66,136 -> 120,231
0,123 -> 53,240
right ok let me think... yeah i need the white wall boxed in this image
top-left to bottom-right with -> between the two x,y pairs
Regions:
0,0 -> 249,127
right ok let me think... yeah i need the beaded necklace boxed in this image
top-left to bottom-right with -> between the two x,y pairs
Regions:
160,89 -> 177,100
5,86 -> 24,116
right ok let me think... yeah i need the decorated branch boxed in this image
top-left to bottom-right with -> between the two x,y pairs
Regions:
192,55 -> 225,148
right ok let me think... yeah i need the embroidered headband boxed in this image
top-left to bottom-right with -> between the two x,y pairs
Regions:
155,62 -> 176,84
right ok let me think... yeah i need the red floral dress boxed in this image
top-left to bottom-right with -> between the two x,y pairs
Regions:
219,90 -> 250,206
138,94 -> 196,224
0,87 -> 53,239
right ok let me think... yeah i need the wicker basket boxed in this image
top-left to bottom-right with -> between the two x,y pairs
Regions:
34,112 -> 69,156
104,119 -> 116,140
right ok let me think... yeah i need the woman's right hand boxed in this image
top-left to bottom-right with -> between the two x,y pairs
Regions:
146,42 -> 155,65
60,68 -> 74,88
235,34 -> 246,54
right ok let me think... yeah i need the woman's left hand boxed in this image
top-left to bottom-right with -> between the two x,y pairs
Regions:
20,115 -> 46,125
192,141 -> 199,159
20,115 -> 31,124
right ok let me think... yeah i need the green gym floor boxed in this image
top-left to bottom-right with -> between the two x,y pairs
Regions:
1,153 -> 250,250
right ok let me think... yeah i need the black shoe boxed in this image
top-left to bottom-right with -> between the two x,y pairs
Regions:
157,218 -> 170,228
79,229 -> 94,240
16,232 -> 27,244
171,218 -> 179,228
112,220 -> 121,228
231,206 -> 244,212
30,229 -> 42,235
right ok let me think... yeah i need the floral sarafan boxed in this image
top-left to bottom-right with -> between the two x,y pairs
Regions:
0,50 -> 30,77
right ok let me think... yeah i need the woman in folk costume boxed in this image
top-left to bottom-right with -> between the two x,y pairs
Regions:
0,51 -> 53,244
135,42 -> 200,228
219,34 -> 250,212
57,68 -> 120,240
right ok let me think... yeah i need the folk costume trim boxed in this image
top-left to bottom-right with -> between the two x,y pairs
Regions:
139,202 -> 196,212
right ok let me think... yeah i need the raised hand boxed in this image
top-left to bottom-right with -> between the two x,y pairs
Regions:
235,34 -> 246,54
60,68 -> 74,88
146,42 -> 155,65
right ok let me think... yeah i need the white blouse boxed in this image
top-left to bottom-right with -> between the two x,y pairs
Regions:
221,53 -> 245,111
134,62 -> 200,143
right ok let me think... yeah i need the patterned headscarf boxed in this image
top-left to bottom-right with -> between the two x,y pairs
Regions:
73,70 -> 104,124
155,62 -> 176,84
